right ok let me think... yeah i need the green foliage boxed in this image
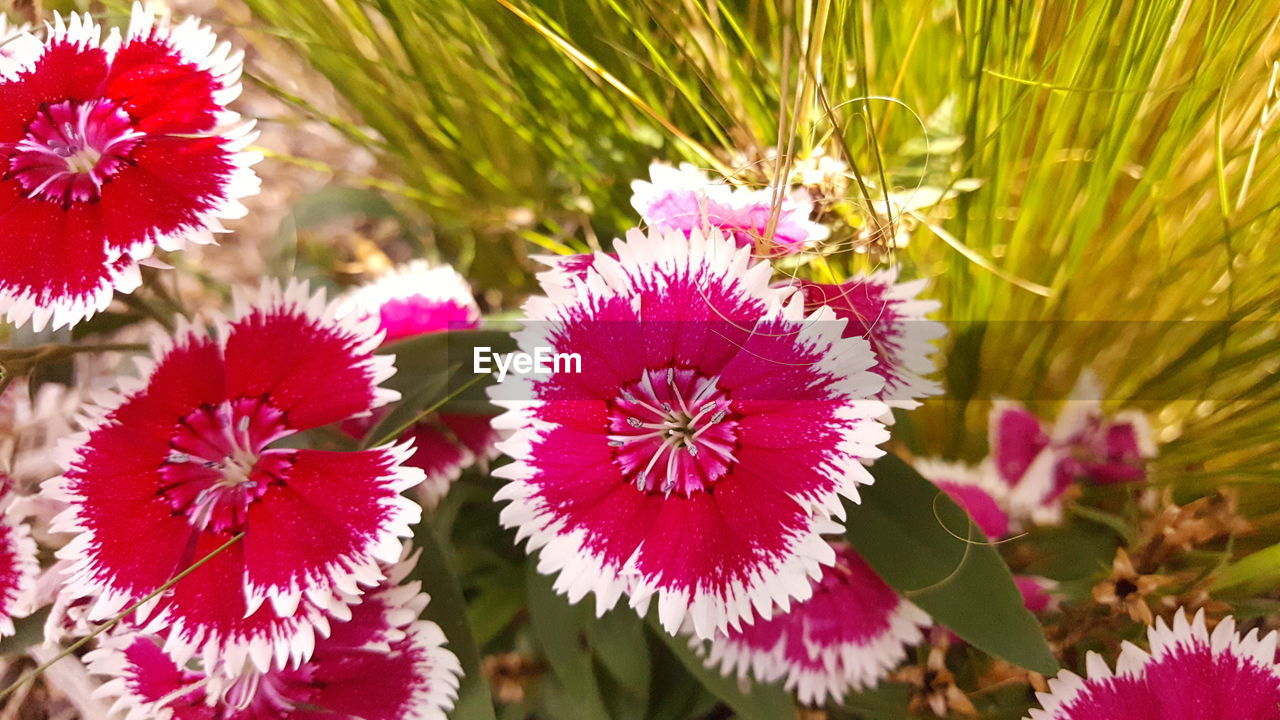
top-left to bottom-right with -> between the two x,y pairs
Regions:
845,454 -> 1058,675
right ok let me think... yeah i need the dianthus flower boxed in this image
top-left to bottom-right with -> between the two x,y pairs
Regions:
990,372 -> 1156,525
1027,609 -> 1280,719
797,267 -> 945,410
631,162 -> 829,256
700,541 -> 928,705
0,5 -> 260,329
47,280 -> 422,672
490,228 -> 888,638
89,557 -> 462,720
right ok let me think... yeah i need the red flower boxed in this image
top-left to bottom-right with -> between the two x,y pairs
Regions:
88,556 -> 462,720
47,280 -> 422,672
0,6 -> 260,330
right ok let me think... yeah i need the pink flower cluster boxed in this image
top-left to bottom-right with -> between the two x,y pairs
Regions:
989,372 -> 1156,526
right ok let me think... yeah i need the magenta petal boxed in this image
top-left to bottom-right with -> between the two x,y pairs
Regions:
913,458 -> 1011,541
89,566 -> 462,720
241,448 -> 421,609
223,281 -> 394,431
798,268 -> 945,409
0,516 -> 38,637
989,403 -> 1050,487
702,543 -> 929,705
1029,610 -> 1280,720
339,260 -> 481,343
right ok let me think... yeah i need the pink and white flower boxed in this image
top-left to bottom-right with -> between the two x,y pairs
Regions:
0,5 -> 260,330
1027,609 -> 1280,720
490,227 -> 888,639
797,267 -> 945,410
699,541 -> 929,705
340,261 -> 498,506
631,162 -> 829,256
990,372 -> 1156,525
0,495 -> 39,637
46,279 -> 423,672
88,558 -> 462,720
339,260 -> 482,344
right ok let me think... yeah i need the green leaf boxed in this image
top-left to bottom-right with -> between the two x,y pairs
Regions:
1211,543 -> 1280,597
646,617 -> 795,720
410,518 -> 496,720
843,454 -> 1058,676
525,566 -> 612,720
589,606 -> 652,720
466,566 -> 527,647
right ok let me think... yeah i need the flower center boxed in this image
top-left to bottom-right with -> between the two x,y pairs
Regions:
609,368 -> 738,495
160,398 -> 291,533
6,99 -> 143,204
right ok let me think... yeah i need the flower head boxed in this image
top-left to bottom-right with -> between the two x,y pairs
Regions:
490,227 -> 888,638
47,279 -> 422,672
339,260 -> 481,343
0,5 -> 260,330
700,542 -> 928,705
89,558 -> 462,720
798,267 -> 945,410
990,372 -> 1156,525
340,261 -> 497,506
631,162 -> 829,257
1027,609 -> 1280,720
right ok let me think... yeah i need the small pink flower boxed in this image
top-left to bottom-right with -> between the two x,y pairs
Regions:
490,228 -> 888,638
631,162 -> 829,256
46,279 -> 423,672
990,373 -> 1156,525
0,494 -> 39,637
88,558 -> 462,720
0,5 -> 261,330
700,542 -> 928,705
340,260 -> 482,343
1027,609 -> 1280,719
340,261 -> 497,506
797,268 -> 945,410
